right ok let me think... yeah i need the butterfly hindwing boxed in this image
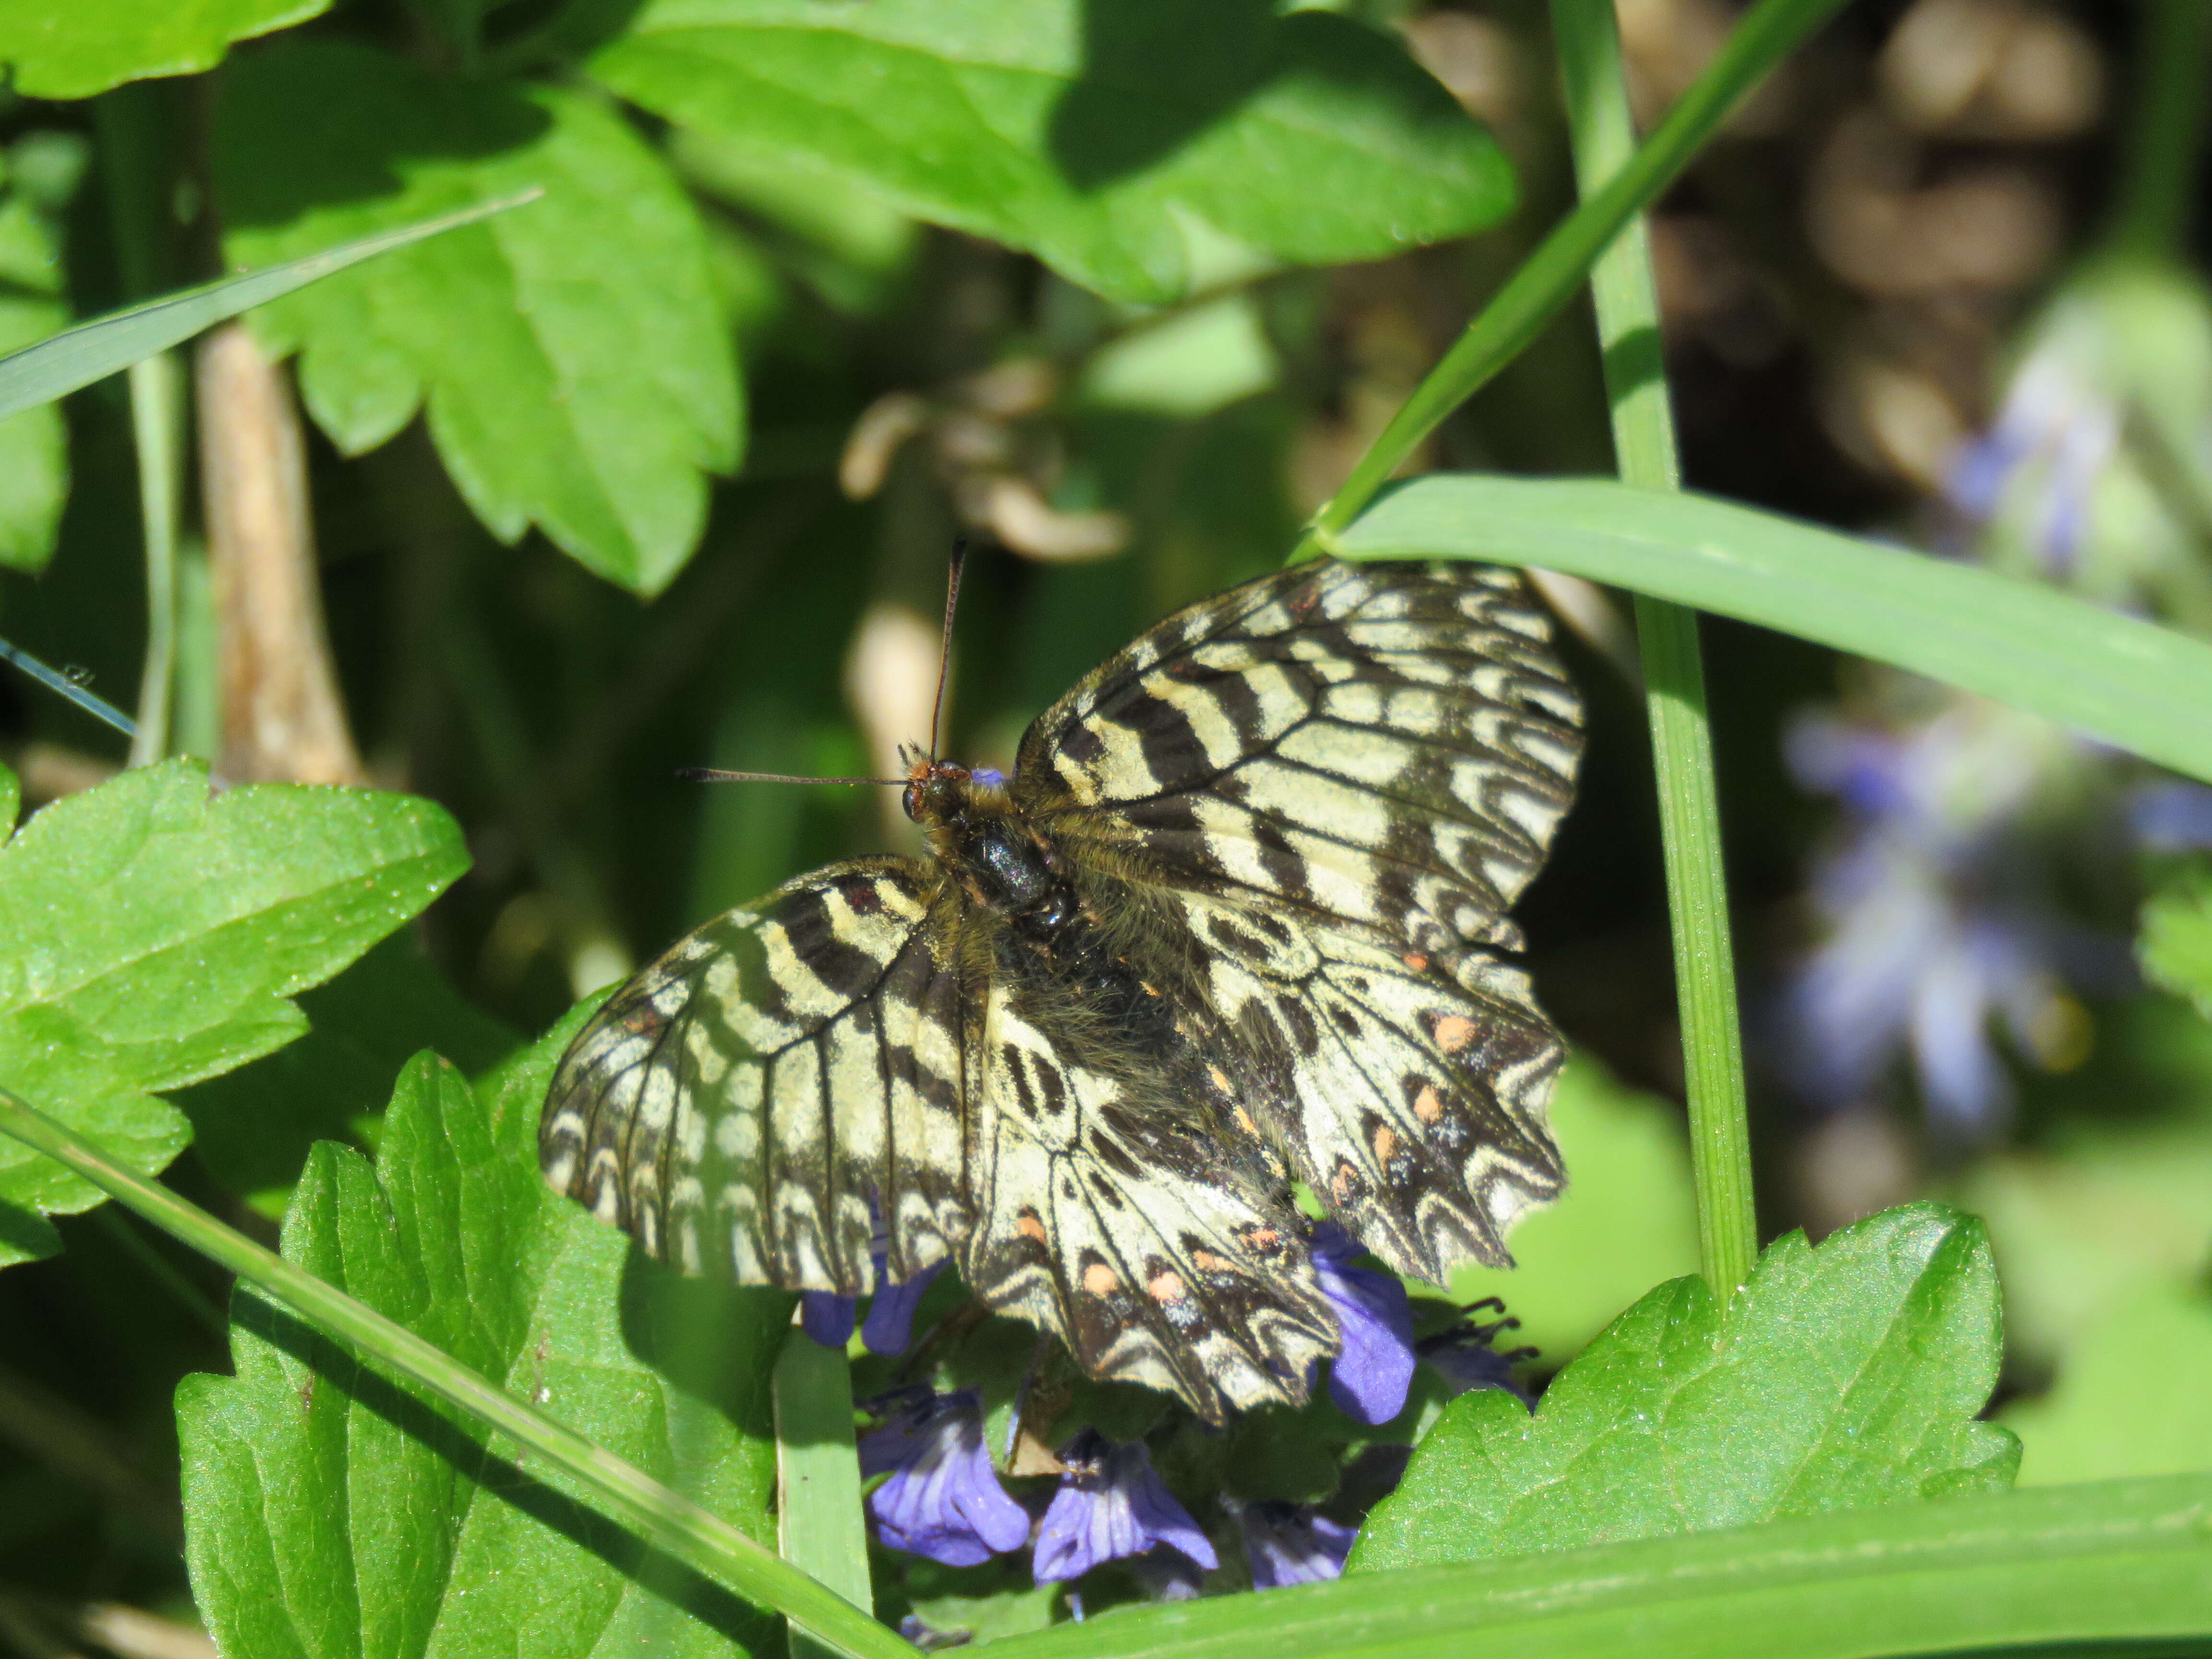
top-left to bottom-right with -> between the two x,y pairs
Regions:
960,978 -> 1334,1420
541,858 -> 971,1292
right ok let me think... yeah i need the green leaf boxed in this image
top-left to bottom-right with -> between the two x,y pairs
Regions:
214,43 -> 741,595
0,758 -> 466,1266
1449,1055 -> 1699,1365
0,0 -> 325,99
1352,1203 -> 2016,1572
177,932 -> 521,1214
0,192 -> 537,424
2005,1283 -> 2212,1487
591,0 -> 1514,305
178,1036 -> 792,1657
2142,874 -> 2212,1019
0,757 -> 16,843
986,1475 -> 2212,1659
1338,474 -> 2212,785
0,168 -> 70,572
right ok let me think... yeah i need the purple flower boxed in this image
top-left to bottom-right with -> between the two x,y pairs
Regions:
859,1389 -> 1030,1567
1032,1431 -> 1216,1584
1238,1501 -> 1357,1589
2131,781 -> 2212,852
1418,1298 -> 1534,1408
1782,702 -> 2101,1134
1309,1224 -> 1415,1426
801,1291 -> 855,1348
801,1227 -> 946,1356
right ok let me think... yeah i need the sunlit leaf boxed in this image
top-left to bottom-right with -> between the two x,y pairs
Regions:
1353,1203 -> 2015,1571
178,1031 -> 791,1656
215,43 -> 740,595
593,0 -> 1513,304
0,759 -> 466,1267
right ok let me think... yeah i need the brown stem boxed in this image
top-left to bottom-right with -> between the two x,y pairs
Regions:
194,323 -> 366,786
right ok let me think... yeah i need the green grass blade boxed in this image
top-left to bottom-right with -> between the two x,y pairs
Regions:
776,1327 -> 876,1659
1304,0 -> 1845,547
984,1474 -> 2212,1659
0,1085 -> 911,1659
1551,0 -> 1756,1297
1338,476 -> 2212,786
0,635 -> 136,737
0,191 -> 540,423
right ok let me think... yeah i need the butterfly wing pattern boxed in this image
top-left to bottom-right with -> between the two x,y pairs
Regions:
1012,559 -> 1582,1289
542,556 -> 1582,1422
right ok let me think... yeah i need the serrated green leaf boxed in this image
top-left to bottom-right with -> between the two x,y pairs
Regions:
178,1032 -> 791,1657
1449,1055 -> 1699,1365
0,184 -> 69,572
177,931 -> 521,1213
0,0 -> 325,99
2005,1283 -> 2212,1487
214,43 -> 740,595
592,0 -> 1514,305
0,758 -> 467,1266
1351,1203 -> 2017,1572
2142,875 -> 2212,1020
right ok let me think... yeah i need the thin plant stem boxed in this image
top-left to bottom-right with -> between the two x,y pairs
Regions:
2109,0 -> 2212,259
124,353 -> 183,767
0,1086 -> 912,1659
1297,0 -> 1847,557
1549,0 -> 1757,1295
0,637 -> 136,739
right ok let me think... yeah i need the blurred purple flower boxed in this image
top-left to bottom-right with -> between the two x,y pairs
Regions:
1946,351 -> 2118,575
1032,1431 -> 1216,1584
1783,703 -> 2092,1133
801,1225 -> 946,1355
2130,781 -> 2212,852
860,1388 -> 1030,1567
1309,1224 -> 1415,1426
1418,1298 -> 1534,1408
1239,1501 -> 1358,1589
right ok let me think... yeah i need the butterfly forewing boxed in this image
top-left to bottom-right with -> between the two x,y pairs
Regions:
1012,560 -> 1581,1286
542,556 -> 1582,1421
541,858 -> 971,1291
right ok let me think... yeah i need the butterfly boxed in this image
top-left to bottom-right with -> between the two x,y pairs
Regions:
541,555 -> 1582,1423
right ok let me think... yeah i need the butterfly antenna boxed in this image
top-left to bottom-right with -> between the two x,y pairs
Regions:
927,539 -> 967,762
676,768 -> 905,786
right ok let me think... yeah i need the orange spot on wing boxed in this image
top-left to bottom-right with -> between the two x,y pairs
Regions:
1017,1210 -> 1047,1245
1234,1105 -> 1259,1137
1402,952 -> 1430,972
1414,1084 -> 1445,1124
1082,1262 -> 1120,1297
1191,1249 -> 1227,1273
1433,1014 -> 1478,1053
1373,1125 -> 1398,1165
1147,1271 -> 1188,1304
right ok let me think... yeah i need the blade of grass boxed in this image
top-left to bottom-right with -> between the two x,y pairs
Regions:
1550,0 -> 1755,1297
0,1085 -> 910,1659
0,191 -> 541,423
0,636 -> 136,738
1298,0 -> 1846,554
775,1324 -> 875,1659
1333,475 -> 2212,786
983,1473 -> 2212,1659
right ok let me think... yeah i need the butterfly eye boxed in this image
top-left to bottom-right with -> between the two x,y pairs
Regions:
902,781 -> 925,822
